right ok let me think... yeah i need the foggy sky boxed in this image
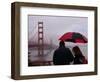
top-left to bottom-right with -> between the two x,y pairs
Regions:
28,15 -> 88,46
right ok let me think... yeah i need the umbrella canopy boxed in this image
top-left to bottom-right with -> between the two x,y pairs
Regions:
59,32 -> 87,43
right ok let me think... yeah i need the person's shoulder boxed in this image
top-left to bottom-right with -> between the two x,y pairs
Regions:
65,47 -> 70,50
54,48 -> 59,52
65,47 -> 69,49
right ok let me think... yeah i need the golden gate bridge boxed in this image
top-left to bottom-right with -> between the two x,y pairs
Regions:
28,22 -> 56,66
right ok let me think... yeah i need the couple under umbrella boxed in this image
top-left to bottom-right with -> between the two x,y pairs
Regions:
53,32 -> 88,65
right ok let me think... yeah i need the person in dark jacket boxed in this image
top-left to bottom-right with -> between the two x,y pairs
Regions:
53,41 -> 74,65
72,46 -> 87,64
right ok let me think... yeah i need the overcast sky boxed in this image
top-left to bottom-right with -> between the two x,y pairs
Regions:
28,15 -> 88,46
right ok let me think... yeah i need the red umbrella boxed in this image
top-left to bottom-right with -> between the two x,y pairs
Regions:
59,32 -> 87,43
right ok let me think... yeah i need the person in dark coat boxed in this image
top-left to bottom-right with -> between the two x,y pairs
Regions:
72,46 -> 87,64
53,41 -> 74,65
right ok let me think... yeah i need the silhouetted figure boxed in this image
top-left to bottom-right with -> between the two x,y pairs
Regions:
72,46 -> 87,64
53,41 -> 74,65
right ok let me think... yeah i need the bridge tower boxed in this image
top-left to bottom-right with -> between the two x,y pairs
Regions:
38,22 -> 44,56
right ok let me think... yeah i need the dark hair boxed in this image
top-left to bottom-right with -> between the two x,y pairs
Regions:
72,46 -> 83,56
59,41 -> 65,47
